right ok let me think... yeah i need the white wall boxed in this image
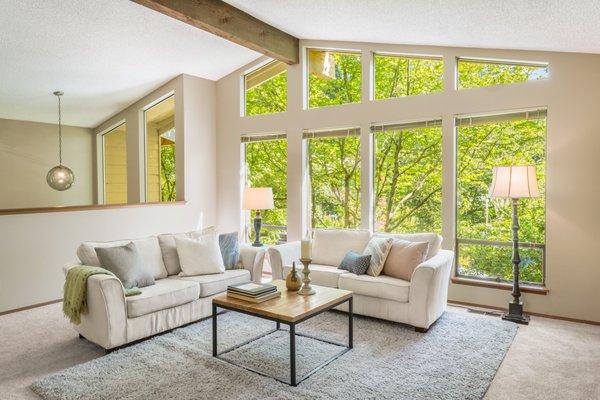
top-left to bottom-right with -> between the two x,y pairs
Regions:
0,74 -> 217,313
216,40 -> 600,323
0,119 -> 94,209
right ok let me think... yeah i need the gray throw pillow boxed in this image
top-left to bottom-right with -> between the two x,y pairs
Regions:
95,242 -> 155,289
338,251 -> 372,275
219,232 -> 240,269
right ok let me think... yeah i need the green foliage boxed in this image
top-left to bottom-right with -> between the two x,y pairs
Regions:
245,72 -> 287,116
309,52 -> 361,108
457,118 -> 546,283
374,55 -> 444,99
374,127 -> 442,233
309,136 -> 361,229
160,144 -> 176,202
245,140 -> 287,244
458,61 -> 548,89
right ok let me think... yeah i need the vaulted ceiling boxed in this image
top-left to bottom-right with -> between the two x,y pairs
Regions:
3,0 -> 600,128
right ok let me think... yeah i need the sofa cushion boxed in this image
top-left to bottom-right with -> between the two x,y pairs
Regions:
177,269 -> 250,298
175,233 -> 225,276
338,273 -> 410,303
95,242 -> 155,289
282,263 -> 347,288
382,240 -> 429,281
312,229 -> 371,266
363,236 -> 394,277
126,278 -> 200,318
157,226 -> 216,276
78,236 -> 168,279
374,232 -> 442,260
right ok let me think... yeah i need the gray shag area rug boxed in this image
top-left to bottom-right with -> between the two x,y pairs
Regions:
31,310 -> 517,400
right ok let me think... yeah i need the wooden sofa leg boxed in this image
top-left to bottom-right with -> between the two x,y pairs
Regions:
414,327 -> 429,333
78,334 -> 84,339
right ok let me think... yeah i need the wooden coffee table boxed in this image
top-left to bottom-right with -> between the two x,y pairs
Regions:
212,280 -> 353,386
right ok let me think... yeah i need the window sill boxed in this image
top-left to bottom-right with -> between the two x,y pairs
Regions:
451,276 -> 549,295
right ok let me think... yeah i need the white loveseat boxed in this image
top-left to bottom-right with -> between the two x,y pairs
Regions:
268,229 -> 453,331
63,233 -> 265,350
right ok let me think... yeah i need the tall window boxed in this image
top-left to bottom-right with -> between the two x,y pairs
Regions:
102,123 -> 127,204
457,58 -> 548,89
307,49 -> 361,109
242,134 -> 288,244
145,95 -> 176,202
305,128 -> 361,229
374,54 -> 444,100
456,109 -> 546,285
373,120 -> 443,233
244,61 -> 287,116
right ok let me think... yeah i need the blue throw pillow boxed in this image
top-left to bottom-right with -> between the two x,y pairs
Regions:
339,251 -> 371,275
219,232 -> 240,269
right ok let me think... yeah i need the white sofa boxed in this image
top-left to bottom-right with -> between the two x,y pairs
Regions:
63,234 -> 265,350
268,229 -> 453,332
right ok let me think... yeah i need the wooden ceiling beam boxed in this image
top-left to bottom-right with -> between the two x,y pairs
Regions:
131,0 -> 299,65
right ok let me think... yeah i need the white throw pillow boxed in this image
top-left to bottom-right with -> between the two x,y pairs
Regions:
77,236 -> 168,279
174,233 -> 225,276
158,226 -> 216,275
312,229 -> 371,266
363,236 -> 394,277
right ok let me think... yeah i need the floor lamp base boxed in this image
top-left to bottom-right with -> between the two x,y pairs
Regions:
502,301 -> 530,325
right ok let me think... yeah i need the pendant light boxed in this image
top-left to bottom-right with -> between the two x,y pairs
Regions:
46,91 -> 75,191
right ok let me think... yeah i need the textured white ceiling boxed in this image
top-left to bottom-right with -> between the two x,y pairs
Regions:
226,0 -> 600,54
0,0 -> 260,127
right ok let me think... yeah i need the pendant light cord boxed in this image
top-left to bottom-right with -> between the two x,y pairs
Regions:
57,94 -> 62,165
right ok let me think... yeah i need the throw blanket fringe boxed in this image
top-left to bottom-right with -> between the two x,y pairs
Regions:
63,266 -> 141,325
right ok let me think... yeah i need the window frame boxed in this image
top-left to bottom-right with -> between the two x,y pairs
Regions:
456,57 -> 549,90
453,108 -> 548,287
372,52 -> 444,100
143,93 -> 176,203
240,132 -> 289,244
242,59 -> 288,117
370,117 -> 443,234
303,126 -> 362,231
305,47 -> 363,110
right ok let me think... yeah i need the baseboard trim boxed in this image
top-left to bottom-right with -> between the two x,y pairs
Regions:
448,300 -> 600,326
0,298 -> 62,316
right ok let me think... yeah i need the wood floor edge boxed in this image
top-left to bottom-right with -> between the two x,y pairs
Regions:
0,298 -> 62,316
448,300 -> 600,326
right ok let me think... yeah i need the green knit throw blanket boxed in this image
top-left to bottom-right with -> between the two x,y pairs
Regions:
63,265 -> 141,325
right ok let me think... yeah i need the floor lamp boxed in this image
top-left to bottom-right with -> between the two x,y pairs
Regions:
488,166 -> 540,325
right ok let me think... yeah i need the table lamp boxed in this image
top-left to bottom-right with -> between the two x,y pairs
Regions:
243,187 -> 274,247
488,165 -> 539,324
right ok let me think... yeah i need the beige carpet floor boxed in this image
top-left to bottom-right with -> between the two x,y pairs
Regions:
1,303 -> 598,400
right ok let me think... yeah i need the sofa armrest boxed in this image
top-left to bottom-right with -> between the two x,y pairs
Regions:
239,246 -> 266,283
267,241 -> 301,280
74,274 -> 128,349
63,262 -> 82,276
408,249 -> 454,329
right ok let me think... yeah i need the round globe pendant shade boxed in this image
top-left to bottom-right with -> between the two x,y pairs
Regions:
46,165 -> 75,191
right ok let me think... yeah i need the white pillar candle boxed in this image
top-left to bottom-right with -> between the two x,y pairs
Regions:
301,239 -> 312,260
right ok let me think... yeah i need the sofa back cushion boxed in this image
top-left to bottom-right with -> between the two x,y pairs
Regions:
157,227 -> 216,275
374,232 -> 442,260
77,236 -> 168,279
312,229 -> 371,266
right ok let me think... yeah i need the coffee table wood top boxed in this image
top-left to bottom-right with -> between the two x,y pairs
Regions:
213,280 -> 352,323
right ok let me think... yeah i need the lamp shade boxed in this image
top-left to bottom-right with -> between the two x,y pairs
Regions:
488,166 -> 539,199
242,187 -> 274,210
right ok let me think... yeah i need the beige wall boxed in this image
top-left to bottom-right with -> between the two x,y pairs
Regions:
0,74 -> 217,313
103,123 -> 128,204
216,40 -> 600,323
0,118 -> 94,209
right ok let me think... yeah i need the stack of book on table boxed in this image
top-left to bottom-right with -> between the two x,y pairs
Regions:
227,282 -> 281,303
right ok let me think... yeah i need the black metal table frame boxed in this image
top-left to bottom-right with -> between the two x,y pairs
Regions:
212,296 -> 353,386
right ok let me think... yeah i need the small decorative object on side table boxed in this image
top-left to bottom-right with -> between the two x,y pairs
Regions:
298,238 -> 315,295
488,165 -> 540,325
285,261 -> 302,291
